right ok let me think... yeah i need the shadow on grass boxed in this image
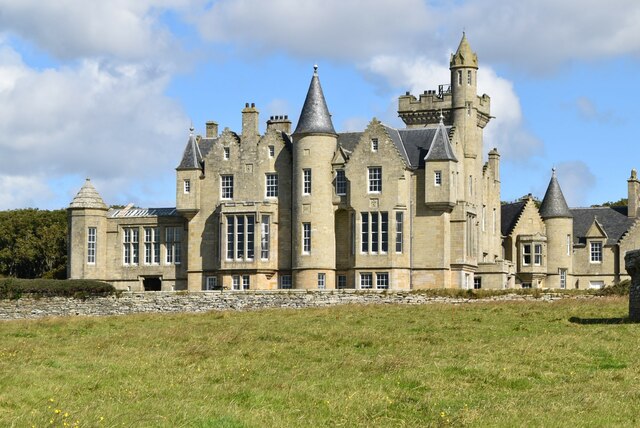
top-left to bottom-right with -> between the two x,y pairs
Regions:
569,316 -> 635,325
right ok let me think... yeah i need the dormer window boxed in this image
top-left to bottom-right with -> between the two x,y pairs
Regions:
371,138 -> 378,152
223,147 -> 230,160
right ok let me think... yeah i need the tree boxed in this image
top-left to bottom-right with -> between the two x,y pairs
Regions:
0,209 -> 67,278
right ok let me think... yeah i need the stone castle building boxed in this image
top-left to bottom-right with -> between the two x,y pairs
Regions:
67,34 -> 640,291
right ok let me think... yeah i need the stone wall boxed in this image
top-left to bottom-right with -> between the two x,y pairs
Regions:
625,249 -> 640,321
0,290 -> 593,321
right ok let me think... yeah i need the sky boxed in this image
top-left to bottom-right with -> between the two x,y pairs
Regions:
1,0 -> 640,210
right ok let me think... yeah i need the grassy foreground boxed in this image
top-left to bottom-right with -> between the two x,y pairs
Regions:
0,297 -> 638,427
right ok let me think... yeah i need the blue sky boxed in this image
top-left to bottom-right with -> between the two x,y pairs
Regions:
1,0 -> 639,210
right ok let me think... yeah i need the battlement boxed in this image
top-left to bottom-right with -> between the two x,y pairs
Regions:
398,87 -> 491,128
398,86 -> 454,127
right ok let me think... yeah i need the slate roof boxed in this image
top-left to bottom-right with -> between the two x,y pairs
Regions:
177,130 -> 204,170
501,200 -> 527,236
539,171 -> 572,219
293,67 -> 336,136
107,207 -> 179,218
69,179 -> 108,209
570,207 -> 635,246
501,199 -> 636,246
334,125 -> 453,169
424,120 -> 457,162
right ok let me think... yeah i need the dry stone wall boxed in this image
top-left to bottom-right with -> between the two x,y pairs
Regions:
0,290 -> 596,321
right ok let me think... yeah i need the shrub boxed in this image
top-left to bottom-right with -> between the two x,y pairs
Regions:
597,279 -> 630,296
0,278 -> 115,299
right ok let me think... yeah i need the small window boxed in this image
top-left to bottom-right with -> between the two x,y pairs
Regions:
360,272 -> 372,289
303,169 -> 311,195
268,145 -> 275,157
371,138 -> 378,152
522,244 -> 531,266
183,179 -> 191,194
223,147 -> 230,160
317,273 -> 326,289
335,169 -> 346,196
457,70 -> 462,85
221,175 -> 234,199
434,171 -> 442,186
567,234 -> 572,256
337,275 -> 347,289
368,167 -> 382,193
280,275 -> 292,289
303,223 -> 311,253
559,269 -> 567,289
232,275 -> 240,290
87,227 -> 96,264
376,272 -> 389,289
205,276 -> 218,290
534,244 -> 542,266
242,275 -> 250,290
395,212 -> 403,253
473,277 -> 482,289
521,283 -> 532,289
266,173 -> 278,198
467,70 -> 472,85
590,241 -> 603,263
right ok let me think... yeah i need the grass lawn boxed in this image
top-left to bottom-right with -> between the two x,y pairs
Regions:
0,296 -> 638,427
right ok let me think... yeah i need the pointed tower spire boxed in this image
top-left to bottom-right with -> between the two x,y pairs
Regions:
425,117 -> 457,162
177,126 -> 203,170
539,168 -> 572,219
450,32 -> 478,69
293,65 -> 336,136
69,178 -> 108,209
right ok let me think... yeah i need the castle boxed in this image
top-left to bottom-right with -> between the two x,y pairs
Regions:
67,34 -> 640,291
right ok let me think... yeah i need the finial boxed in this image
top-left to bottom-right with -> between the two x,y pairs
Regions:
438,110 -> 444,123
86,177 -> 90,182
552,167 -> 556,176
189,121 -> 194,135
313,64 -> 318,75
631,168 -> 637,180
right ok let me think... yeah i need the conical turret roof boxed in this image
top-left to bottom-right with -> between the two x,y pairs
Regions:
450,32 -> 478,69
69,178 -> 108,209
177,126 -> 203,170
539,169 -> 572,219
424,115 -> 458,162
293,66 -> 336,136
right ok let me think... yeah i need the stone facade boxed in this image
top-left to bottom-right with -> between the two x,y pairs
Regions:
501,169 -> 640,289
67,33 -> 640,292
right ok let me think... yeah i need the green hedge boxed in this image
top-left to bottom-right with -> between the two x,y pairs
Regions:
0,278 -> 115,299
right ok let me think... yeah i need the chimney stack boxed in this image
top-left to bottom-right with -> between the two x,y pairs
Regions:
242,102 -> 259,141
205,121 -> 218,138
629,168 -> 639,218
266,115 -> 292,134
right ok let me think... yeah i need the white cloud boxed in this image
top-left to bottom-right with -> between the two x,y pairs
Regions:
0,43 -> 188,209
0,0 -> 193,61
555,161 -> 597,207
574,96 -> 616,123
193,0 -> 433,60
448,0 -> 640,72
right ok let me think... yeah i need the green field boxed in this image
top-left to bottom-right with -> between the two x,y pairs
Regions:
0,297 -> 637,427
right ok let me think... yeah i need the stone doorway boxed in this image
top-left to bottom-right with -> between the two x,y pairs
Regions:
143,277 -> 162,291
